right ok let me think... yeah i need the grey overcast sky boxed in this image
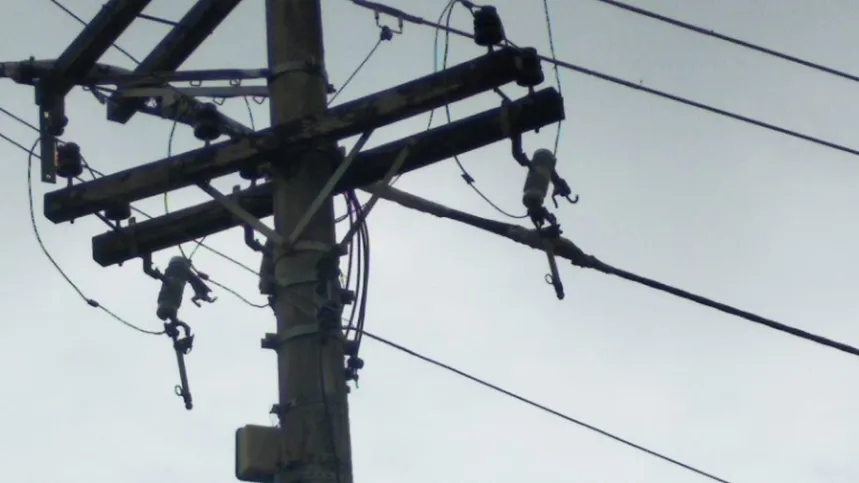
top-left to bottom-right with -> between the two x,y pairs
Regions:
2,0 -> 859,482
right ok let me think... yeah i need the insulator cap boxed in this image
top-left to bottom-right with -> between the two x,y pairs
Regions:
55,142 -> 83,179
239,164 -> 264,181
515,48 -> 544,87
104,202 -> 132,221
347,356 -> 365,370
193,103 -> 222,142
473,6 -> 505,46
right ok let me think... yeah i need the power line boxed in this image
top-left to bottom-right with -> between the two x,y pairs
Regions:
328,25 -> 392,105
0,106 -> 39,132
583,256 -> 859,358
590,0 -> 859,85
48,0 -> 141,65
25,136 -> 163,336
360,329 -> 731,483
351,0 -> 859,160
541,0 -> 563,155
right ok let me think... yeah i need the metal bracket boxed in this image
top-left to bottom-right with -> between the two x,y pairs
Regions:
286,131 -> 374,247
260,323 -> 343,350
120,85 -> 269,99
197,182 -> 284,245
269,59 -> 327,82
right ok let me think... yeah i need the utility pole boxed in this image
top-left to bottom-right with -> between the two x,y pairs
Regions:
11,2 -> 567,481
266,1 -> 352,482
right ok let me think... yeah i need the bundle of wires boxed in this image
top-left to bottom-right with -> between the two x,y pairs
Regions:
341,190 -> 370,353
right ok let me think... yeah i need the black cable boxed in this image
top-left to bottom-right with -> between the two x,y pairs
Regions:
0,131 -> 34,154
584,256 -> 859,359
434,1 -> 528,219
591,0 -> 859,86
355,196 -> 370,347
328,35 -> 385,105
351,1 -> 859,160
25,137 -> 163,336
204,276 -> 268,309
0,106 -> 39,133
137,12 -> 179,27
48,0 -> 142,65
541,0 -> 563,155
344,194 -> 361,335
163,106 -> 193,261
360,329 -> 730,483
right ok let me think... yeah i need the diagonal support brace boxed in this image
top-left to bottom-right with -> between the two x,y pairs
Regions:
286,130 -> 374,247
339,142 -> 413,248
197,182 -> 283,244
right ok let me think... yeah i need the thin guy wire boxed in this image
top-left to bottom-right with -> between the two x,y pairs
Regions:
206,277 -> 267,308
329,37 -> 384,104
0,106 -> 39,132
360,329 -> 730,483
48,0 -> 142,64
350,1 -> 859,159
541,0 -> 563,155
591,0 -> 859,85
26,137 -> 163,336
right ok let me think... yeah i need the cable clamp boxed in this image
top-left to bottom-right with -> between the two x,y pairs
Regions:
269,59 -> 328,82
261,324 -> 343,350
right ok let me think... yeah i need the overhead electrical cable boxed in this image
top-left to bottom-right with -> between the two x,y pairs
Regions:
349,0 -> 859,160
360,329 -> 731,483
590,0 -> 859,85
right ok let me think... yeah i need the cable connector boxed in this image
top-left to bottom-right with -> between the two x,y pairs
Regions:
164,318 -> 194,410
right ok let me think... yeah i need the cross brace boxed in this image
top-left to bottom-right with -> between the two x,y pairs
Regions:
90,87 -> 564,266
106,0 -> 245,124
44,46 -> 530,224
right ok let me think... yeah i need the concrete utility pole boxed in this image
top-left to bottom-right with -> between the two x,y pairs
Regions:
17,2 -> 564,479
266,1 -> 352,482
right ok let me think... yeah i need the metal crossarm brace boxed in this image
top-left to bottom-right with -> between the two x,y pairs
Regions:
197,182 -> 282,244
82,68 -> 271,85
3,58 -> 252,137
1,61 -> 270,87
119,85 -> 268,99
286,130 -> 373,246
45,46 -> 530,224
90,87 -> 565,266
338,142 -> 412,247
107,0 -> 245,124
